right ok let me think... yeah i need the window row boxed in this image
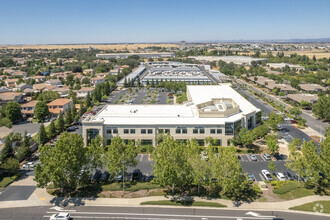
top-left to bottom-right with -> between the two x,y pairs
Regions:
106,128 -> 225,135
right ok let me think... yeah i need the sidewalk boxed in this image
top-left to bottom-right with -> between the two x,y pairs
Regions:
1,185 -> 330,213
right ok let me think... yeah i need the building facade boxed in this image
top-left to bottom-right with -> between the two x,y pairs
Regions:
82,84 -> 261,146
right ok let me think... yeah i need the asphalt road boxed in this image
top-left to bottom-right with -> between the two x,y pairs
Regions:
235,79 -> 328,135
235,86 -> 319,147
0,206 -> 328,220
12,121 -> 42,136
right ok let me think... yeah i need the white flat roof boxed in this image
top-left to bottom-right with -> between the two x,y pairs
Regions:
87,84 -> 259,126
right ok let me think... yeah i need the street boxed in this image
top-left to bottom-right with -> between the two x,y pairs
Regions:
0,205 -> 329,220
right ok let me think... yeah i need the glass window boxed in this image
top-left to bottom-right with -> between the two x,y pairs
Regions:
214,139 -> 221,146
182,128 -> 187,134
210,129 -> 216,134
158,129 -> 163,134
106,129 -> 111,134
165,129 -> 170,134
227,139 -> 231,146
106,139 -> 111,145
256,111 -> 262,124
141,139 -> 153,145
217,129 -> 222,134
193,128 -> 198,134
175,128 -> 181,134
248,116 -> 253,129
200,128 -> 205,134
87,129 -> 99,145
197,139 -> 205,146
234,120 -> 242,135
141,129 -> 146,134
124,129 -> 129,134
130,129 -> 135,134
148,129 -> 153,134
225,123 -> 234,135
113,128 -> 118,134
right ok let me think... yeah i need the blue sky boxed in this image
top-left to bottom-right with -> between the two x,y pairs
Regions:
1,0 -> 330,44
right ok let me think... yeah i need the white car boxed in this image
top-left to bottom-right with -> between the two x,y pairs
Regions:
49,212 -> 70,220
276,172 -> 286,181
261,169 -> 273,181
22,162 -> 35,168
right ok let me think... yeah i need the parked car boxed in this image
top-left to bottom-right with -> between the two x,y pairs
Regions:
91,170 -> 102,181
249,153 -> 257,161
290,119 -> 298,124
132,169 -> 142,181
261,169 -> 273,181
49,212 -> 70,220
248,173 -> 255,182
100,171 -> 110,181
114,171 -> 124,182
276,172 -> 286,181
263,153 -> 271,161
22,162 -> 35,168
285,171 -> 294,181
66,127 -> 76,132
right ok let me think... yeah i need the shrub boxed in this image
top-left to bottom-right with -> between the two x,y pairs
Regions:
273,181 -> 302,194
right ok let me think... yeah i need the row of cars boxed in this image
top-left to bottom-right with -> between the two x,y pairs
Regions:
248,153 -> 271,161
261,170 -> 295,181
90,169 -> 154,183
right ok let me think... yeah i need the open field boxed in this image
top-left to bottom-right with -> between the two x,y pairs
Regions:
241,49 -> 330,59
0,43 -> 179,50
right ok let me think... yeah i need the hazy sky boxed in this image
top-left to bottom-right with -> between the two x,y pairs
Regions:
1,0 -> 330,44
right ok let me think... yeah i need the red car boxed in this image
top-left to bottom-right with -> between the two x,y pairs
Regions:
290,119 -> 298,124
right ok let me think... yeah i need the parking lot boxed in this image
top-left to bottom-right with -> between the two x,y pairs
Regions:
106,88 -> 170,105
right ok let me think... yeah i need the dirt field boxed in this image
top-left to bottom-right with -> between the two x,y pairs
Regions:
241,50 -> 330,59
0,43 -> 179,50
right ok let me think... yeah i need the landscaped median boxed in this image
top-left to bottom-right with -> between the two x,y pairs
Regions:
272,181 -> 314,200
0,174 -> 21,189
141,200 -> 227,208
290,201 -> 330,214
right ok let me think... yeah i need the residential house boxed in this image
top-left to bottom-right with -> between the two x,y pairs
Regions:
83,69 -> 94,74
0,92 -> 24,104
21,100 -> 39,118
53,87 -> 70,97
5,78 -> 19,88
77,87 -> 95,98
33,83 -> 48,92
46,79 -> 62,87
109,68 -> 119,75
90,77 -> 105,86
0,86 -> 10,93
47,98 -> 73,116
12,70 -> 27,77
16,83 -> 32,91
299,84 -> 327,93
286,94 -> 318,104
32,75 -> 46,83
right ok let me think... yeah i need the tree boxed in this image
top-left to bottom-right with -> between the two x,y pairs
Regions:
0,135 -> 13,163
35,132 -> 88,193
208,146 -> 253,202
47,120 -> 57,139
16,131 -> 31,161
267,111 -> 283,130
318,136 -> 330,192
103,136 -> 137,179
232,128 -> 254,147
252,124 -> 269,139
265,134 -> 278,155
152,134 -> 193,193
34,101 -> 49,122
56,112 -> 65,132
87,135 -> 104,169
37,91 -> 60,102
0,117 -> 13,128
1,102 -> 22,123
85,92 -> 92,109
38,123 -> 47,145
289,107 -> 302,119
1,157 -> 19,175
65,107 -> 72,125
268,160 -> 277,172
312,95 -> 330,121
300,100 -> 310,109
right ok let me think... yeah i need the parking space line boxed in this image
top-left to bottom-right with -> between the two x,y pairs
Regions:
246,155 -> 252,162
139,155 -> 144,162
259,174 -> 265,181
260,155 -> 266,162
240,155 -> 244,162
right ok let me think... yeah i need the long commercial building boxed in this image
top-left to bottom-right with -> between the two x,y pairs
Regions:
96,52 -> 175,59
82,84 -> 261,146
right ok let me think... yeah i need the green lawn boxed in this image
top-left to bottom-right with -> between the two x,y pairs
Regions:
290,201 -> 330,214
273,181 -> 314,200
141,200 -> 227,208
102,182 -> 160,192
0,174 -> 20,189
